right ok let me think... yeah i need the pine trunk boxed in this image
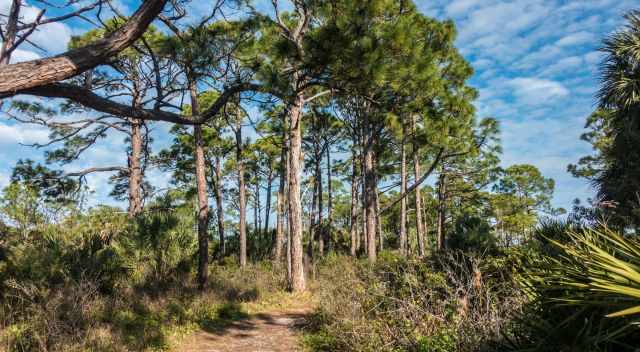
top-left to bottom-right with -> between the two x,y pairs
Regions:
437,173 -> 447,250
0,0 -> 20,65
236,118 -> 247,268
264,167 -> 273,234
412,115 -> 426,257
316,146 -> 324,257
274,137 -> 287,262
288,93 -> 306,292
128,119 -> 143,217
375,182 -> 383,253
399,121 -> 408,255
363,131 -> 377,263
214,156 -> 225,257
349,155 -> 358,257
191,82 -> 209,288
326,145 -> 333,252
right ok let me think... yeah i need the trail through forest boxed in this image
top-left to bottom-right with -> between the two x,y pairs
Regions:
177,308 -> 310,352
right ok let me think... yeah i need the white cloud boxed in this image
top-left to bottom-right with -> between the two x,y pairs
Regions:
445,0 -> 480,16
556,31 -> 594,47
0,122 -> 49,145
584,51 -> 602,65
506,77 -> 569,105
457,1 -> 550,43
539,56 -> 584,77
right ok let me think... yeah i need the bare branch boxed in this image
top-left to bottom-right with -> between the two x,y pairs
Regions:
15,1 -> 101,30
65,166 -> 126,177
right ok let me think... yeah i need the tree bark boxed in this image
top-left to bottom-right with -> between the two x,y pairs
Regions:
361,172 -> 368,257
236,116 -> 247,268
349,155 -> 358,257
437,173 -> 447,250
422,193 -> 429,247
359,134 -> 368,257
285,144 -> 292,281
214,156 -> 225,258
274,132 -> 287,263
412,115 -> 426,257
0,0 -> 21,65
363,130 -> 377,263
375,181 -> 383,253
254,180 -> 260,235
316,145 -> 324,257
326,144 -> 333,252
0,0 -> 167,95
399,120 -> 408,256
191,81 -> 209,288
128,119 -> 143,217
264,166 -> 273,234
288,93 -> 306,292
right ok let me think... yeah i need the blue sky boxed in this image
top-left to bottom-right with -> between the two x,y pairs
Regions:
0,0 -> 638,211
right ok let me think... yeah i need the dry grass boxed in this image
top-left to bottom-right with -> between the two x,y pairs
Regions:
0,261 -> 294,352
304,252 -> 525,352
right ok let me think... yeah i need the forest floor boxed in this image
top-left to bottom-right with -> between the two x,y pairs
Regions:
176,293 -> 315,352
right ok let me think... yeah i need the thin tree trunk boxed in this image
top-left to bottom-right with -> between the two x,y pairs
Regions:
399,120 -> 408,256
437,173 -> 447,250
288,93 -> 306,292
375,181 -> 383,253
128,118 -> 143,217
286,213 -> 292,281
286,144 -> 292,280
0,0 -> 21,65
274,135 -> 287,262
264,166 -> 273,233
307,168 -> 317,265
316,146 -> 324,257
349,155 -> 358,257
214,156 -> 225,258
255,181 -> 260,235
363,120 -> 377,263
236,115 -> 247,268
326,144 -> 333,252
412,115 -> 426,257
422,193 -> 429,248
360,135 -> 368,257
191,81 -> 209,288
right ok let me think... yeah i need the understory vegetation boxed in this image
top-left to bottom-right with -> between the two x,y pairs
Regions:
0,206 -> 290,351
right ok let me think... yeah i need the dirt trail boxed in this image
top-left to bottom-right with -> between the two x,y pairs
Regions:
177,308 -> 310,352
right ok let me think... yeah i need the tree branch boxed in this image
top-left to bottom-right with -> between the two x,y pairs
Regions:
379,148 -> 445,214
0,0 -> 168,96
8,81 -> 269,125
65,166 -> 126,177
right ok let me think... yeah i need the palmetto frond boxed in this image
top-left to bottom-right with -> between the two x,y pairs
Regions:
599,10 -> 640,110
526,227 -> 640,320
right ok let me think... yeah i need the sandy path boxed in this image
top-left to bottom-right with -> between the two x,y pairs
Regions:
177,309 -> 310,352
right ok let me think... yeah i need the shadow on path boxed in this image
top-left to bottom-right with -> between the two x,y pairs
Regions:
179,308 -> 311,352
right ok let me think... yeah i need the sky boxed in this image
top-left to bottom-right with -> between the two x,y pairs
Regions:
0,0 -> 638,212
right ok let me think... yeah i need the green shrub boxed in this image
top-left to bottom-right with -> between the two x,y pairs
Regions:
505,225 -> 640,351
